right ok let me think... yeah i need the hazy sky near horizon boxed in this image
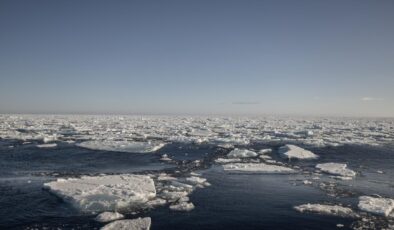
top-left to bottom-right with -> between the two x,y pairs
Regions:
1,0 -> 393,116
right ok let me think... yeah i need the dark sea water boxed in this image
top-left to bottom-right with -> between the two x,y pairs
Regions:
0,139 -> 393,230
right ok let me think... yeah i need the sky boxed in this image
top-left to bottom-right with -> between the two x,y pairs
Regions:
0,0 -> 393,117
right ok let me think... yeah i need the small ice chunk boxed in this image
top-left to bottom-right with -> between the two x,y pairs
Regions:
316,163 -> 356,177
227,149 -> 257,158
294,203 -> 356,217
95,212 -> 124,223
44,174 -> 156,212
169,202 -> 195,211
259,148 -> 272,154
77,140 -> 165,153
222,163 -> 294,174
278,145 -> 318,160
101,217 -> 151,230
358,196 -> 394,217
36,143 -> 57,148
160,154 -> 172,161
215,158 -> 242,164
303,180 -> 313,185
185,176 -> 207,185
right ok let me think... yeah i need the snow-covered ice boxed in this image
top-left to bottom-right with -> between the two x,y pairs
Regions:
294,203 -> 356,217
95,212 -> 124,223
169,202 -> 195,211
278,145 -> 318,160
43,174 -> 156,212
227,149 -> 257,158
222,163 -> 295,174
358,196 -> 394,217
101,217 -> 151,230
77,140 -> 165,153
316,163 -> 356,178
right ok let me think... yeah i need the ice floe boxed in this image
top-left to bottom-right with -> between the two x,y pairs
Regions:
43,174 -> 156,212
95,211 -> 124,223
36,143 -> 57,148
169,202 -> 195,211
316,163 -> 356,178
101,217 -> 151,230
77,140 -> 165,153
222,163 -> 295,174
227,149 -> 257,158
358,196 -> 394,217
294,203 -> 357,217
278,144 -> 318,160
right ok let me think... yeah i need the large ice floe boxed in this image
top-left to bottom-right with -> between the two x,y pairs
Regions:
101,217 -> 151,230
316,163 -> 356,178
43,175 -> 156,212
294,203 -> 357,217
278,144 -> 318,160
222,163 -> 295,174
77,140 -> 165,153
358,196 -> 394,217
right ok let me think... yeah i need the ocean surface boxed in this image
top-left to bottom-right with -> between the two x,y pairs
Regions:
0,139 -> 393,230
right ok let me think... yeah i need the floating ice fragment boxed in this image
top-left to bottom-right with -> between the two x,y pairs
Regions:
278,145 -> 318,160
36,143 -> 57,148
316,163 -> 356,178
169,202 -> 195,211
358,196 -> 394,217
101,217 -> 151,230
43,174 -> 156,212
215,158 -> 242,164
294,203 -> 356,217
222,163 -> 294,174
227,149 -> 257,158
77,140 -> 165,153
95,212 -> 124,223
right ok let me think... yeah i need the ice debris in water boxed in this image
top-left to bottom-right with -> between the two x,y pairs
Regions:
222,163 -> 295,174
101,217 -> 151,230
278,144 -> 318,160
294,203 -> 357,217
36,143 -> 57,148
77,140 -> 165,153
95,212 -> 124,223
358,196 -> 394,217
227,148 -> 258,158
43,174 -> 156,212
316,163 -> 356,178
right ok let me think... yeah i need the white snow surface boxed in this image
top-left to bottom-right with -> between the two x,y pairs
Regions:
43,174 -> 156,212
294,203 -> 356,217
222,163 -> 294,174
101,217 -> 151,230
316,163 -> 356,177
358,196 -> 394,217
278,144 -> 318,160
36,143 -> 57,148
95,212 -> 124,223
227,149 -> 258,158
77,140 -> 165,153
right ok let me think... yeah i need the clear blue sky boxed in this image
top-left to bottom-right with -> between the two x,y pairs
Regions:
1,0 -> 393,116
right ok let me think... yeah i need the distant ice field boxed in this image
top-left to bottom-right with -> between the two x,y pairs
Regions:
0,115 -> 393,229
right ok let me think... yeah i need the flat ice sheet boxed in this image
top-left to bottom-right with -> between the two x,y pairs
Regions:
222,163 -> 295,174
44,174 -> 156,212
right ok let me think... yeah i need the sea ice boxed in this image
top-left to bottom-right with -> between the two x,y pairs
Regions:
358,196 -> 394,217
214,158 -> 242,164
316,163 -> 356,177
43,174 -> 156,212
222,163 -> 294,174
227,149 -> 258,158
294,203 -> 356,217
36,143 -> 57,148
278,145 -> 318,160
77,140 -> 165,153
169,202 -> 195,211
95,212 -> 124,223
101,217 -> 151,230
